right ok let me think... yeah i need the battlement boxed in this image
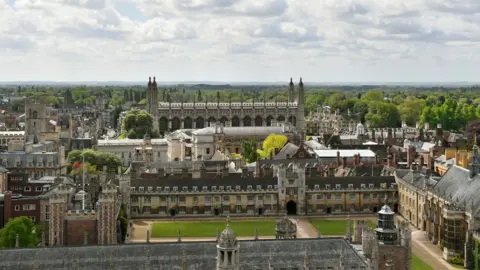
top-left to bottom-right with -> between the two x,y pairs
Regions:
56,184 -> 72,194
66,209 -> 97,221
102,184 -> 117,194
98,194 -> 116,203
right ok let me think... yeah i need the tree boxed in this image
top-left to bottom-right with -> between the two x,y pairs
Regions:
242,140 -> 259,163
122,109 -> 156,139
257,134 -> 288,159
0,217 -> 37,248
399,97 -> 426,125
67,149 -> 122,172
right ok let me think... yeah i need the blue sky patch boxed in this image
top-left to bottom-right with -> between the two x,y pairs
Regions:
115,1 -> 147,22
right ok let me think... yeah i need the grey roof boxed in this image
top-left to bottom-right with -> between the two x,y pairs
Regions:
274,142 -> 298,160
432,165 -> 480,215
192,126 -> 287,136
0,238 -> 367,270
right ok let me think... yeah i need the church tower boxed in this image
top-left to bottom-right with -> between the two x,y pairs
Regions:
296,78 -> 305,133
146,77 -> 159,134
216,217 -> 240,270
288,78 -> 295,102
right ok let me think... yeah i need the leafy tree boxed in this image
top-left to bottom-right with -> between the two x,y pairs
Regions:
0,217 -> 37,248
257,134 -> 288,159
398,97 -> 426,125
67,149 -> 122,172
122,109 -> 156,139
242,140 -> 259,163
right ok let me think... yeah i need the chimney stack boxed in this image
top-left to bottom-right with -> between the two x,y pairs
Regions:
342,157 -> 347,167
419,155 -> 425,168
337,151 -> 341,167
407,146 -> 414,168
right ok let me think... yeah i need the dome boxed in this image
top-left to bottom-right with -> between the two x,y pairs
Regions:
74,190 -> 88,201
218,217 -> 238,248
378,204 -> 394,215
356,122 -> 364,129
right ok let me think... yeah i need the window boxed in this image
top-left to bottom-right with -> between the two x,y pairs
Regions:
256,185 -> 262,190
193,197 -> 198,203
235,148 -> 239,154
267,185 -> 272,190
173,186 -> 178,192
335,184 -> 341,190
24,186 -> 31,192
219,186 -> 224,191
182,186 -> 188,192
179,196 -> 186,202
348,184 -> 353,190
23,204 -> 36,211
212,186 -> 217,191
349,194 -> 356,200
247,185 -> 252,190
139,187 -> 144,192
14,205 -> 20,211
335,194 -> 342,200
165,187 -> 170,192
35,186 -> 42,192
369,184 -> 374,189
314,185 -> 319,190
247,195 -> 254,201
236,196 -> 241,203
147,187 -> 153,192
364,194 -> 370,200
205,196 -> 211,203
223,196 -> 229,202
202,186 -> 208,191
156,187 -> 162,191
45,205 -> 50,220
235,185 -> 241,191
192,186 -> 198,192
325,184 -> 330,190
360,184 -> 366,189
206,148 -> 210,155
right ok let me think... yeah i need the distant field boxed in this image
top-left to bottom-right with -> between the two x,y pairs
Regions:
309,219 -> 377,236
151,220 -> 276,238
412,254 -> 433,270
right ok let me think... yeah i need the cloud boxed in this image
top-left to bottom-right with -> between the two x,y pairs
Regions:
1,0 -> 480,82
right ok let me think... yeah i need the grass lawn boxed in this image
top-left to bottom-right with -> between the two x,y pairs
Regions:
309,219 -> 377,236
151,220 -> 276,238
412,254 -> 433,270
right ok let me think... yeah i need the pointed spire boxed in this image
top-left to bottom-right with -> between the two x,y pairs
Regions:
84,231 -> 88,245
226,215 -> 231,228
146,229 -> 150,243
177,230 -> 182,243
299,77 -> 304,86
289,78 -> 293,85
254,226 -> 258,240
15,233 -> 19,248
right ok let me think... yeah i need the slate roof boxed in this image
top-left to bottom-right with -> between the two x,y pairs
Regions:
431,165 -> 480,215
274,142 -> 298,160
0,238 -> 367,270
192,126 -> 287,136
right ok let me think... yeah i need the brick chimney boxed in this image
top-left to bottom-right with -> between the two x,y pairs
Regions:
392,153 -> 397,168
342,157 -> 347,167
407,146 -> 415,168
3,191 -> 12,227
337,151 -> 341,167
353,154 -> 359,166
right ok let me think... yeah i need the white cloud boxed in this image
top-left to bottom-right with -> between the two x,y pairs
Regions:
0,0 -> 479,82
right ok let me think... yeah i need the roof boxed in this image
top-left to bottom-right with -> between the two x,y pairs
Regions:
97,138 -> 168,146
274,142 -> 298,160
313,149 -> 376,158
192,126 -> 287,136
0,238 -> 367,269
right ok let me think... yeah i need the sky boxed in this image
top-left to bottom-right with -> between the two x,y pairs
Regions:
1,0 -> 480,83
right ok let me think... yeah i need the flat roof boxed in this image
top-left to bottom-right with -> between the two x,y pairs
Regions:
313,149 -> 376,158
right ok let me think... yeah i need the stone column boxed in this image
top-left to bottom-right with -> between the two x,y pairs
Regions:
181,120 -> 184,129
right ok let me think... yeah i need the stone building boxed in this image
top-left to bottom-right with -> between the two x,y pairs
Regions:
97,137 -> 168,166
48,183 -> 120,246
150,78 -> 303,134
127,156 -> 398,218
395,144 -> 480,266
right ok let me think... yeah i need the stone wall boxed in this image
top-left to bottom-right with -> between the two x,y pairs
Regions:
66,219 -> 97,245
378,245 -> 407,270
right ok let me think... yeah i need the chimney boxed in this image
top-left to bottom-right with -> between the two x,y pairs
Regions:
387,128 -> 393,145
157,167 -> 165,177
241,167 -> 248,178
424,169 -> 431,189
342,157 -> 347,167
419,155 -> 425,167
387,155 -> 391,168
354,154 -> 359,166
337,151 -> 341,166
371,129 -> 375,141
407,146 -> 414,168
200,166 -> 206,178
3,191 -> 12,227
255,161 -> 261,178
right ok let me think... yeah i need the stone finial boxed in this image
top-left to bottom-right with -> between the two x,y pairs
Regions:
15,233 -> 19,248
84,231 -> 88,245
317,225 -> 322,238
177,230 -> 182,243
268,248 -> 274,270
146,229 -> 150,243
303,244 -> 311,268
254,226 -> 258,241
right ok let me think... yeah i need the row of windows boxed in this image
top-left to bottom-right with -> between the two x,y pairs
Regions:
10,186 -> 43,192
133,194 -> 276,203
131,183 -> 396,193
307,193 -> 383,201
14,204 -> 36,211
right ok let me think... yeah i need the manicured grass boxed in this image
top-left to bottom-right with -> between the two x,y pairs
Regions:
309,219 -> 377,236
412,254 -> 433,270
151,220 -> 276,238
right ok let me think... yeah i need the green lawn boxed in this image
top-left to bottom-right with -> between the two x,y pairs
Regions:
309,219 -> 377,236
412,254 -> 433,270
151,220 -> 276,238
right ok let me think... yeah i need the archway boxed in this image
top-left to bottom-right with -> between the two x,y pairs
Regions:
277,115 -> 285,123
220,116 -> 228,126
196,117 -> 205,129
373,206 -> 378,213
231,116 -> 240,127
214,208 -> 220,216
171,117 -> 181,131
286,200 -> 297,215
266,116 -> 274,126
208,117 -> 216,127
169,209 -> 176,217
183,117 -> 193,129
243,116 -> 252,127
288,116 -> 297,126
159,117 -> 168,133
254,116 -> 263,126
258,207 -> 263,216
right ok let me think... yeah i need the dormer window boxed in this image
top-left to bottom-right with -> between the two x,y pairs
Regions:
165,187 -> 170,192
314,185 -> 320,190
147,187 -> 153,192
361,184 -> 366,189
212,186 -> 217,191
173,186 -> 178,192
202,186 -> 208,191
369,184 -> 374,189
156,187 -> 162,191
192,186 -> 198,192
267,185 -> 273,190
226,186 -> 232,191
348,184 -> 353,190
219,186 -> 224,191
335,184 -> 341,190
130,187 -> 135,191
235,185 -> 241,191
256,185 -> 262,190
182,186 -> 188,192
139,187 -> 144,192
247,185 -> 252,190
325,184 -> 330,190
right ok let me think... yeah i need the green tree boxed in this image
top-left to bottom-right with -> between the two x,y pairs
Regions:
122,109 -> 155,139
257,134 -> 288,159
242,140 -> 259,163
67,149 -> 122,172
0,217 -> 37,248
399,97 -> 426,125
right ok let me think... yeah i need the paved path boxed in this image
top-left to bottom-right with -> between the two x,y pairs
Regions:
293,218 -> 318,238
411,230 -> 456,270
